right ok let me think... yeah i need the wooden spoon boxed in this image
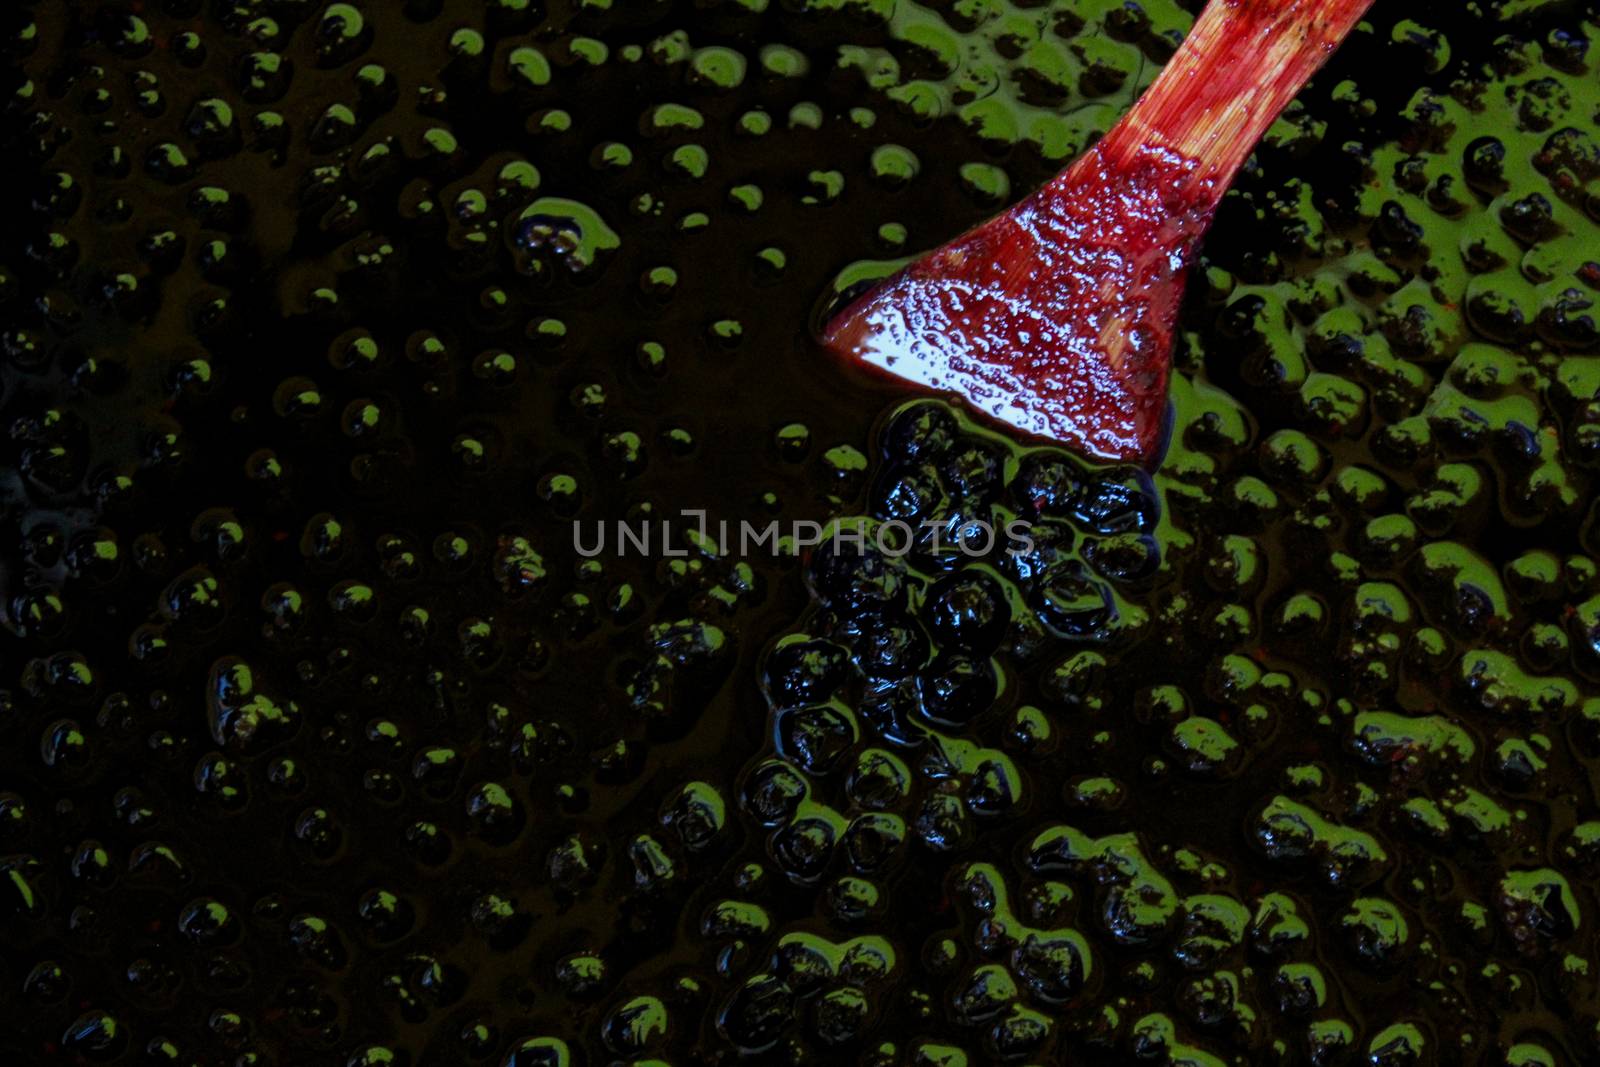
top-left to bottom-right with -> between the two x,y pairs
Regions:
822,0 -> 1377,463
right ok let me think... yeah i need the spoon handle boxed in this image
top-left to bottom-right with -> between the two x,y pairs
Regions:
1099,0 -> 1376,195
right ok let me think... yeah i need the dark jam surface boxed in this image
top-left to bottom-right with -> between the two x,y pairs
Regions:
4,2 -> 1600,1066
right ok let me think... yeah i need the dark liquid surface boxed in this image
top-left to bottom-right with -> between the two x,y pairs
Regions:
4,1 -> 1600,1065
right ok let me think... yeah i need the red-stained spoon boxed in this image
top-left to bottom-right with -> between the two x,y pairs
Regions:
822,0 -> 1375,464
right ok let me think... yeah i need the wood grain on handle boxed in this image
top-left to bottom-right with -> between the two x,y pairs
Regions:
1099,0 -> 1375,189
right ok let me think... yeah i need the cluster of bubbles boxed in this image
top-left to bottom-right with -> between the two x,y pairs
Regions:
717,1 -> 1600,1062
4,0 -> 1600,1063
